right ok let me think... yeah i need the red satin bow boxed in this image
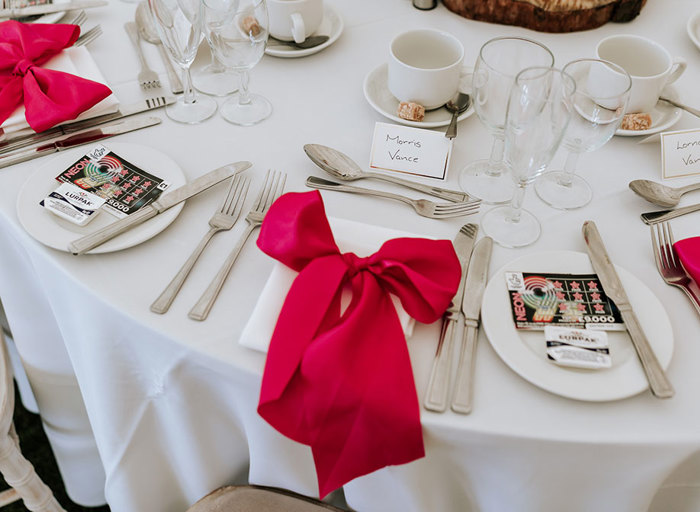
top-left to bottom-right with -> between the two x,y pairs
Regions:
256,191 -> 461,497
675,237 -> 700,285
0,20 -> 112,132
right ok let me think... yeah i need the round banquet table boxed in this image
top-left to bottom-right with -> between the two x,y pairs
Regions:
1,1 -> 700,511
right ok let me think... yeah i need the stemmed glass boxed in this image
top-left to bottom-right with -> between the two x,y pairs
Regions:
148,0 -> 217,123
459,37 -> 554,204
535,59 -> 631,210
202,0 -> 272,126
193,51 -> 238,97
481,67 -> 575,248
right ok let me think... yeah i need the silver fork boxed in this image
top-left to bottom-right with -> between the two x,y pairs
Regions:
650,222 -> 700,315
189,170 -> 287,321
306,176 -> 480,219
63,9 -> 87,26
74,25 -> 102,47
151,175 -> 250,315
124,21 -> 161,91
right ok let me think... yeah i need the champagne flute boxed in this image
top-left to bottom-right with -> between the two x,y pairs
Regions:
481,67 -> 575,248
459,37 -> 554,204
535,59 -> 631,210
202,0 -> 271,126
148,0 -> 217,123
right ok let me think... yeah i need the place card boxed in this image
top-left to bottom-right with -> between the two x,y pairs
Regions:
368,122 -> 452,180
661,128 -> 700,179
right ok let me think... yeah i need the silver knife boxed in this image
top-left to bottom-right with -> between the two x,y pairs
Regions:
451,236 -> 492,414
0,97 -> 176,154
641,203 -> 700,225
424,223 -> 478,412
69,161 -> 252,255
0,117 -> 161,170
582,221 -> 674,398
0,0 -> 107,17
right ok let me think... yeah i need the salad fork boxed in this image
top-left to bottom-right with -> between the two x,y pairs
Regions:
125,21 -> 161,91
151,174 -> 250,314
306,176 -> 480,219
74,25 -> 102,47
189,170 -> 287,321
650,222 -> 700,315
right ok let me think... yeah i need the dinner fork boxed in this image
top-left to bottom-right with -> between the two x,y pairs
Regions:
650,222 -> 700,315
306,176 -> 481,219
151,174 -> 250,315
189,170 -> 287,321
63,9 -> 86,26
74,25 -> 102,47
125,21 -> 161,91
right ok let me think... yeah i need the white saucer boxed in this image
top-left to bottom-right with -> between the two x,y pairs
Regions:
615,86 -> 682,137
481,250 -> 674,402
363,63 -> 475,129
17,142 -> 186,254
688,11 -> 700,52
265,5 -> 343,58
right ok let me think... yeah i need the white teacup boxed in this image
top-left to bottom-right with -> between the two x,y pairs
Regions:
596,35 -> 686,113
388,29 -> 464,110
268,0 -> 323,44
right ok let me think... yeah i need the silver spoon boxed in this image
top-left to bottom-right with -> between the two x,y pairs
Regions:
135,2 -> 183,94
303,144 -> 473,203
268,35 -> 329,50
444,92 -> 471,139
629,179 -> 700,208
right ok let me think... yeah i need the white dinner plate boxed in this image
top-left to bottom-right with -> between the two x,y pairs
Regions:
17,142 -> 186,254
8,0 -> 69,24
265,5 -> 343,58
688,11 -> 700,52
363,63 -> 475,129
481,250 -> 674,402
615,86 -> 682,137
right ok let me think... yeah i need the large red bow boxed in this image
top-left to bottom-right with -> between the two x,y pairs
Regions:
256,191 -> 461,497
0,21 -> 111,132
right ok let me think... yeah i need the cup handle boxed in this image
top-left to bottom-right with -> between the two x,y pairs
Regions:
290,12 -> 306,44
666,57 -> 687,86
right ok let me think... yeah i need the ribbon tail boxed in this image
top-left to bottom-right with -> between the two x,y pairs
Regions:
0,77 -> 23,127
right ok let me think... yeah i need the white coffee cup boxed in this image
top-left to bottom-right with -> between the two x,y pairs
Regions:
268,0 -> 323,44
388,29 -> 464,110
596,35 -> 686,113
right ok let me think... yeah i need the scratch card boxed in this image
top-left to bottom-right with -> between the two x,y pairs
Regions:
505,272 -> 624,331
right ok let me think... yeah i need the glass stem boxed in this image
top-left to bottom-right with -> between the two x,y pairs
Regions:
508,182 -> 527,224
557,151 -> 580,187
182,65 -> 196,105
486,137 -> 505,177
209,54 -> 226,73
238,70 -> 251,106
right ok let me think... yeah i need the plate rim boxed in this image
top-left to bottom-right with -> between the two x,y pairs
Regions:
264,4 -> 343,58
687,11 -> 700,51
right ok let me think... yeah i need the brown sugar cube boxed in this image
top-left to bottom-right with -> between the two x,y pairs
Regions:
621,112 -> 652,131
397,102 -> 425,122
241,15 -> 261,37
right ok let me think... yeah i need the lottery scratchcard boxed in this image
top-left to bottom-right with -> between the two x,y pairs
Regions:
55,145 -> 170,219
505,272 -> 624,331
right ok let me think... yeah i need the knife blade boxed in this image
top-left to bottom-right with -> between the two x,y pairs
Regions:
641,203 -> 700,225
69,161 -> 252,255
0,97 -> 176,154
0,117 -> 161,170
424,223 -> 478,412
0,0 -> 107,17
582,220 -> 674,398
451,236 -> 492,414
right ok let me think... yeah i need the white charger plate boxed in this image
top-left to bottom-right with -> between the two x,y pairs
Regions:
265,5 -> 343,58
688,11 -> 700,52
17,142 -> 186,254
481,250 -> 674,402
363,63 -> 475,129
615,86 -> 682,137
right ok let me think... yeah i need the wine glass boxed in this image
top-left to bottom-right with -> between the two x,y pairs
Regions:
148,0 -> 217,123
202,0 -> 271,126
481,67 -> 575,248
193,52 -> 239,97
535,59 -> 631,210
459,37 -> 554,204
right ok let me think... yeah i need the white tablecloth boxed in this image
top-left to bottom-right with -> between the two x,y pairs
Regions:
1,1 -> 700,511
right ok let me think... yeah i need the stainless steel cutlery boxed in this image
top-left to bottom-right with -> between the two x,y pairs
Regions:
135,1 -> 183,95
125,21 -> 161,91
642,202 -> 700,224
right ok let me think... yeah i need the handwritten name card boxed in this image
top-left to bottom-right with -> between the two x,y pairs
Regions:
661,128 -> 700,179
369,122 -> 452,180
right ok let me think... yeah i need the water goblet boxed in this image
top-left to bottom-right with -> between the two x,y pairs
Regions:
459,37 -> 554,204
193,52 -> 239,97
535,59 -> 631,210
481,67 -> 575,248
202,0 -> 272,126
148,0 -> 217,123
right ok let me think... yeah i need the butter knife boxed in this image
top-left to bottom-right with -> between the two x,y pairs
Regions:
424,223 -> 478,412
0,0 -> 107,16
582,221 -> 674,398
0,117 -> 161,170
69,161 -> 252,255
451,236 -> 492,414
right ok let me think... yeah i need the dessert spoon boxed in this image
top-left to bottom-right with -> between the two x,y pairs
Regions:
629,179 -> 700,208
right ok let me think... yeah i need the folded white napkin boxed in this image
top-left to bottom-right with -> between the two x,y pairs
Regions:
239,217 -> 419,353
2,46 -> 119,132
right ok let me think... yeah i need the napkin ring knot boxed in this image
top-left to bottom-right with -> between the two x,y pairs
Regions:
12,58 -> 34,77
341,252 -> 372,278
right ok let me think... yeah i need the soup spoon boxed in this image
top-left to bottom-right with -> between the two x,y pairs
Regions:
629,179 -> 700,208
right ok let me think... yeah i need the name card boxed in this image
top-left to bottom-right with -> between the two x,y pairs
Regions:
369,122 -> 452,180
661,128 -> 700,179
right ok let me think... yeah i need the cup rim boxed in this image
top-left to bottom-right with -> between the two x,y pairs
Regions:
389,28 -> 464,72
563,58 -> 632,101
595,34 -> 673,79
478,36 -> 554,77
